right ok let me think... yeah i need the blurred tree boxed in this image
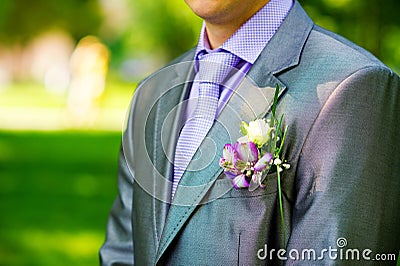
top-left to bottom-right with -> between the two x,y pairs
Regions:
121,0 -> 202,61
300,0 -> 400,72
0,0 -> 103,45
118,0 -> 400,71
0,0 -> 399,72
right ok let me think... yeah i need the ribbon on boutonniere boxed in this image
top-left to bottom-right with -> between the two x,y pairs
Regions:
219,84 -> 289,245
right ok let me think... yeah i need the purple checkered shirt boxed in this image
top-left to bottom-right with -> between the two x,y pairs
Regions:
187,0 -> 293,119
172,0 -> 293,197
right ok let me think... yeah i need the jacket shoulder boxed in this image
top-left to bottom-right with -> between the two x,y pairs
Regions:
305,25 -> 385,70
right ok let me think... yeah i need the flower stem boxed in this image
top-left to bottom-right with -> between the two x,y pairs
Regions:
277,169 -> 286,248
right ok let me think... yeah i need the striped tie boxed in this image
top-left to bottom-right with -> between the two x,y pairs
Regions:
172,51 -> 240,198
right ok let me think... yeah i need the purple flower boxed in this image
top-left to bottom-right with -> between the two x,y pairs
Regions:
254,152 -> 273,172
219,144 -> 240,177
231,174 -> 250,189
219,141 -> 273,189
234,141 -> 258,164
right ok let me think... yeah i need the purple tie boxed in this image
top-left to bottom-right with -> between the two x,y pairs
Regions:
172,51 -> 240,198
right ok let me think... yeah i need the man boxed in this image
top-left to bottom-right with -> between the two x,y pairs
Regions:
100,0 -> 400,265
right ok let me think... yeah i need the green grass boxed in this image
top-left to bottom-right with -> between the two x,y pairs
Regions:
0,76 -> 134,109
0,130 -> 122,265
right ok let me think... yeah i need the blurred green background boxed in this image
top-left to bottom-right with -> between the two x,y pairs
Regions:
0,0 -> 399,265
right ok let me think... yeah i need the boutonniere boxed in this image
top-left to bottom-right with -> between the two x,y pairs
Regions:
219,85 -> 289,244
218,85 -> 289,190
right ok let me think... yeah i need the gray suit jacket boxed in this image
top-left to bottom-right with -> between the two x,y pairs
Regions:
100,2 -> 400,265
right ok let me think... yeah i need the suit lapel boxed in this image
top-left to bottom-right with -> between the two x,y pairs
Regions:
150,59 -> 196,247
131,52 -> 196,257
155,1 -> 313,261
155,72 -> 286,260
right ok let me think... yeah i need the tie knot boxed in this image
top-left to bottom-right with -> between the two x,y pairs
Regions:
197,51 -> 240,86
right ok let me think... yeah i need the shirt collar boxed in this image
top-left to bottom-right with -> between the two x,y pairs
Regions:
195,0 -> 293,64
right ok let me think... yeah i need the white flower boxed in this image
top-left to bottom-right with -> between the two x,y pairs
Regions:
237,135 -> 249,143
274,158 -> 282,165
247,119 -> 270,147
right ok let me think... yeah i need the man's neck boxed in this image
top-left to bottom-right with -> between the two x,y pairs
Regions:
204,22 -> 243,50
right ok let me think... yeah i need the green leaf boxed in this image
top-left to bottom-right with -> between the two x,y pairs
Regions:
276,125 -> 288,157
271,84 -> 280,118
277,168 -> 286,248
240,121 -> 249,135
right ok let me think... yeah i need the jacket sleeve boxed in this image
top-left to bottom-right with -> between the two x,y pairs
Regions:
285,66 -> 400,264
99,147 -> 134,266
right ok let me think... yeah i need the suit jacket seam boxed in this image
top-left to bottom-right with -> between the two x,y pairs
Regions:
158,185 -> 206,258
159,166 -> 216,259
153,97 -> 162,247
313,25 -> 384,67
